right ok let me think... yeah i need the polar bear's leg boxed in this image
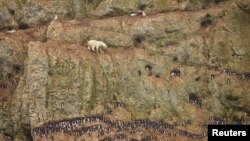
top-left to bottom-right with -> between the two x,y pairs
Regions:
88,44 -> 91,50
92,45 -> 96,52
99,46 -> 104,53
95,45 -> 99,52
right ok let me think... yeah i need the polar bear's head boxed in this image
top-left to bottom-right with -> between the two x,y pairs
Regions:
101,42 -> 108,49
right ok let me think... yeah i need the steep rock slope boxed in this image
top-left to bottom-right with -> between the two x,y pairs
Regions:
0,0 -> 250,141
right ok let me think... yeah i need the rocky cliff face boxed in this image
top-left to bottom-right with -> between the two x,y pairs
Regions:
0,0 -> 250,141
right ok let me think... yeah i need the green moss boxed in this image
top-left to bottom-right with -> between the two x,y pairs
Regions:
102,70 -> 114,103
186,0 -> 203,10
45,82 -> 50,108
232,10 -> 250,38
88,69 -> 97,112
76,60 -> 84,111
159,0 -> 169,7
73,0 -> 88,19
16,0 -> 27,10
91,0 -> 103,9
76,87 -> 85,111
218,41 -> 226,48
155,30 -> 186,48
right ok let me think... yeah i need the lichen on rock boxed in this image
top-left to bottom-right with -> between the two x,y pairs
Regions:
0,0 -> 250,140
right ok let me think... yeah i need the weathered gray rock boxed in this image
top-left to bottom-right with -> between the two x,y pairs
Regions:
237,0 -> 250,14
46,20 -> 133,47
0,0 -> 233,29
0,8 -> 13,30
22,3 -> 52,25
0,0 -> 250,140
46,9 -> 208,48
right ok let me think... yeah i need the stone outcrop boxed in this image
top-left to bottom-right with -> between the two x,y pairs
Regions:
0,0 -> 249,140
0,0 -> 232,29
237,0 -> 250,14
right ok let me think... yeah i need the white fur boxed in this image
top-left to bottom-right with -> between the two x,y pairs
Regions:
87,40 -> 108,53
142,11 -> 146,17
7,29 -> 15,33
130,13 -> 137,16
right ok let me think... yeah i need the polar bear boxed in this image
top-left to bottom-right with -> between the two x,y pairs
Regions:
87,40 -> 108,53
